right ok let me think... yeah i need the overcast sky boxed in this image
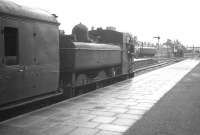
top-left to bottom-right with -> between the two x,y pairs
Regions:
12,0 -> 200,46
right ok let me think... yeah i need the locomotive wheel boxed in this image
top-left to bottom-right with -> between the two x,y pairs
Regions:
76,74 -> 87,86
95,71 -> 107,81
105,68 -> 116,77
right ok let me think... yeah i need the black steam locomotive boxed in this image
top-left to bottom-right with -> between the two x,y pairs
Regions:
0,0 -> 134,110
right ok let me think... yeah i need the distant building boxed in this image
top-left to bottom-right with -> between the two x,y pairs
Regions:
106,26 -> 116,31
59,30 -> 65,35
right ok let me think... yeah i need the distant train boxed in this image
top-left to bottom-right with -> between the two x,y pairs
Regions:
136,46 -> 157,57
0,0 -> 134,110
135,46 -> 184,58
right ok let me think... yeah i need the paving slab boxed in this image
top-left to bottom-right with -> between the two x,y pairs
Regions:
0,59 -> 199,135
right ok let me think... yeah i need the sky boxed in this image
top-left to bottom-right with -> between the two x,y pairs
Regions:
12,0 -> 200,46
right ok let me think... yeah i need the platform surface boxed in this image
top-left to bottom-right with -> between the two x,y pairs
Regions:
124,58 -> 200,135
0,58 -> 199,135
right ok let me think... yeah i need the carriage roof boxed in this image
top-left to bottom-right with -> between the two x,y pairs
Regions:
0,0 -> 59,24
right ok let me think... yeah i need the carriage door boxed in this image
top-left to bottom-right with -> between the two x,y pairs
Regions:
0,18 -> 4,100
0,19 -> 24,106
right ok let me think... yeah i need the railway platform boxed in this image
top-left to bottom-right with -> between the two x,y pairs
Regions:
0,58 -> 200,135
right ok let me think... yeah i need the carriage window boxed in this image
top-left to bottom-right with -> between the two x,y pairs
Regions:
4,27 -> 19,65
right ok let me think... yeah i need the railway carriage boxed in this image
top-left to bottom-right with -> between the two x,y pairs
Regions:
0,0 -> 60,108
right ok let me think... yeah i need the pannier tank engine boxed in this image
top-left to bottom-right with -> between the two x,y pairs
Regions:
60,24 -> 134,97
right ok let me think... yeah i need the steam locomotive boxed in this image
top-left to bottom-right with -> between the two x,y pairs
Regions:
0,0 -> 134,110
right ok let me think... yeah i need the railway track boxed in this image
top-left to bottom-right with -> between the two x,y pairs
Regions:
134,57 -> 185,76
0,57 -> 185,122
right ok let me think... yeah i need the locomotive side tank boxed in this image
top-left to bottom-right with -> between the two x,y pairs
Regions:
60,41 -> 121,72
